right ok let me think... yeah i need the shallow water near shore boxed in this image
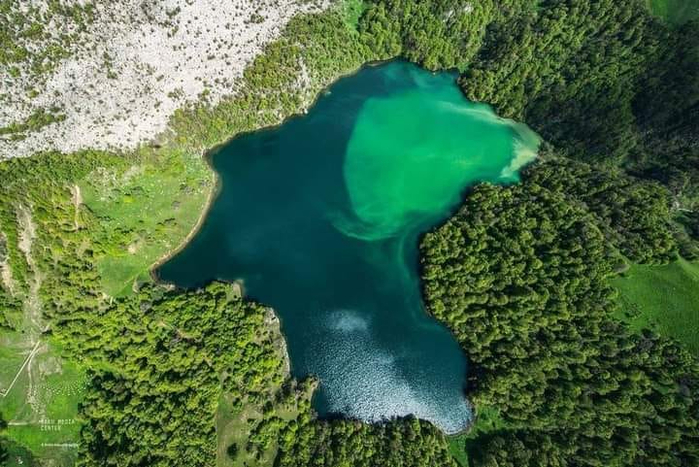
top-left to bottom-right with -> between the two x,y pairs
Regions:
157,61 -> 539,433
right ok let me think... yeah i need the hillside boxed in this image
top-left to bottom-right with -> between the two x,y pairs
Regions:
0,0 -> 326,159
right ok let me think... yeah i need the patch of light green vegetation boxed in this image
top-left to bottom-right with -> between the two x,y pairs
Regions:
80,149 -> 213,297
0,107 -> 65,141
647,0 -> 699,24
0,342 -> 85,467
342,0 -> 366,29
448,406 -> 507,467
1,439 -> 38,467
216,382 -> 314,467
613,257 -> 699,354
0,331 -> 30,389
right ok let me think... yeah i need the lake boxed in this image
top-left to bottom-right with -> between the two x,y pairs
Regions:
156,61 -> 539,433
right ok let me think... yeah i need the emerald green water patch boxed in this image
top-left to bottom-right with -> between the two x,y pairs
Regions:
157,61 -> 539,433
337,71 -> 537,240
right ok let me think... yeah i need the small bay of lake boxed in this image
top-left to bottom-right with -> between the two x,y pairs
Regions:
157,61 -> 539,433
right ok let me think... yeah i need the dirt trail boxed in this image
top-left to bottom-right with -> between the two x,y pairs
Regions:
70,184 -> 82,230
0,231 -> 16,295
17,205 -> 45,335
0,264 -> 13,294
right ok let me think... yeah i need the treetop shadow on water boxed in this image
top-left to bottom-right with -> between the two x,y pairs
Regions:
156,61 -> 540,434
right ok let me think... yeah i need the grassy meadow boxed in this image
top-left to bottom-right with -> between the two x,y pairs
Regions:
80,149 -> 213,297
613,258 -> 699,355
448,406 -> 506,467
0,342 -> 85,466
647,0 -> 699,24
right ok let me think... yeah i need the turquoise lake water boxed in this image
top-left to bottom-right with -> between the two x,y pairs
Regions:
157,61 -> 539,433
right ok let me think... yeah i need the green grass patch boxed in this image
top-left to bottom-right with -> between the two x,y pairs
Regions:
0,108 -> 65,140
448,435 -> 470,467
448,406 -> 506,467
613,258 -> 699,354
216,382 -> 314,467
343,0 -> 366,30
1,438 -> 39,467
0,330 -> 33,394
216,394 -> 258,467
6,425 -> 79,466
80,149 -> 212,296
647,0 -> 699,24
0,340 -> 85,467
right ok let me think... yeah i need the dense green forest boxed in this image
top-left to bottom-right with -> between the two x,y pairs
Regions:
1,0 -> 698,466
276,416 -> 457,467
421,178 -> 699,466
525,157 -> 679,263
416,0 -> 699,465
457,0 -> 699,252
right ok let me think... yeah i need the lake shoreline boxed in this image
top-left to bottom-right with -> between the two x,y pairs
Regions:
147,59 -> 384,285
148,57 -> 466,287
148,59 -> 539,437
148,149 -> 221,285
